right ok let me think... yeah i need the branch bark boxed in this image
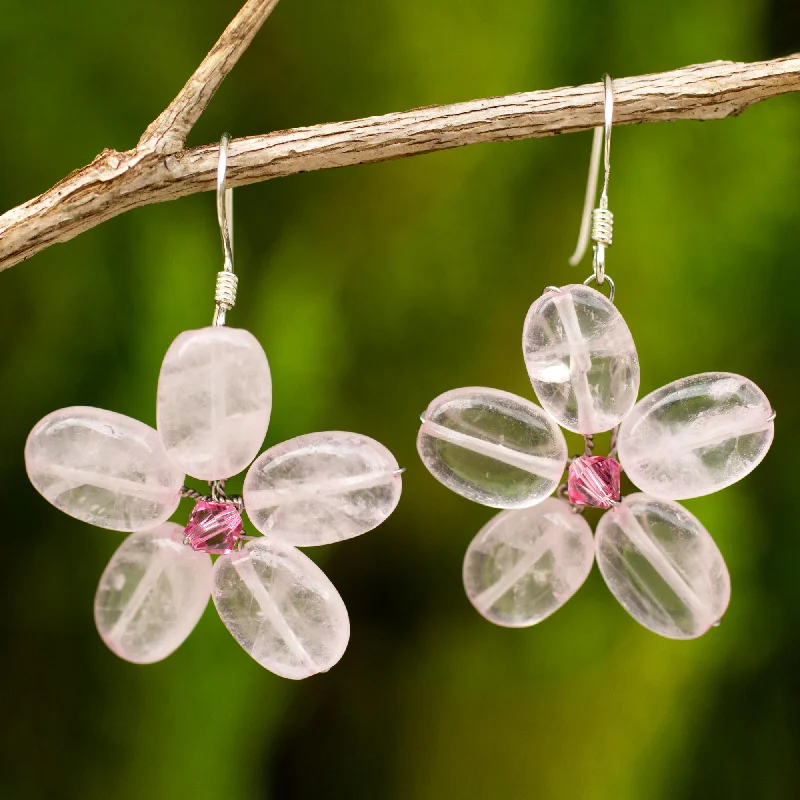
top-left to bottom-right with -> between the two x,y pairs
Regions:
138,0 -> 281,154
1,1 -> 798,276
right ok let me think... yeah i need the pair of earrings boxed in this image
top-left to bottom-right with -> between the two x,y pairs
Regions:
25,78 -> 774,680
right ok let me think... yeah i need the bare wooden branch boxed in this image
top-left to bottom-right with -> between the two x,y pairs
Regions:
1,51 -> 798,274
138,0 -> 281,154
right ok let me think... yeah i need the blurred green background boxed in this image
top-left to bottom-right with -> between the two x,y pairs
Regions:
2,0 -> 799,798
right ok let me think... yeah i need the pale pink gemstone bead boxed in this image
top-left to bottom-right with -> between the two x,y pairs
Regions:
94,524 -> 212,663
244,432 -> 402,546
617,372 -> 774,500
417,387 -> 568,508
157,326 -> 272,480
213,539 -> 350,679
522,284 -> 640,434
25,407 -> 184,531
463,498 -> 594,627
595,494 -> 731,639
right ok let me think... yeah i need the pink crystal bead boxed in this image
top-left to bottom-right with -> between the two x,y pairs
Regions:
567,455 -> 621,508
184,499 -> 243,554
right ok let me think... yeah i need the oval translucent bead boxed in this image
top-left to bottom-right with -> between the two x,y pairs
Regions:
463,498 -> 594,627
243,432 -> 402,546
25,407 -> 184,531
213,539 -> 350,679
617,372 -> 774,500
94,524 -> 212,663
522,284 -> 640,434
417,387 -> 567,508
157,326 -> 272,481
595,494 -> 730,639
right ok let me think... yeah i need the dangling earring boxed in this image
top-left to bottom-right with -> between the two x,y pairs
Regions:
417,76 -> 775,640
25,134 -> 403,679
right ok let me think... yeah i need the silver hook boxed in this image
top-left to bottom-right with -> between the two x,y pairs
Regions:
599,73 -> 613,203
213,133 -> 237,326
568,75 -> 615,289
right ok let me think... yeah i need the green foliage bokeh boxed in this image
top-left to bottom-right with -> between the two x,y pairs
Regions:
1,1 -> 799,798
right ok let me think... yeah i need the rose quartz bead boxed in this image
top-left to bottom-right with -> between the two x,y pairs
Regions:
522,284 -> 639,434
157,326 -> 272,480
243,432 -> 402,546
417,387 -> 568,509
213,539 -> 350,679
94,524 -> 212,663
617,373 -> 774,500
25,407 -> 184,531
595,494 -> 730,639
463,498 -> 594,627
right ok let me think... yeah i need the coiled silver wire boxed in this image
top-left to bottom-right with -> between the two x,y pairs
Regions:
591,207 -> 613,248
215,270 -> 238,310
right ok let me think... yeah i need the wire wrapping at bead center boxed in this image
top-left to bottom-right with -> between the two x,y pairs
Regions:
180,480 -> 244,512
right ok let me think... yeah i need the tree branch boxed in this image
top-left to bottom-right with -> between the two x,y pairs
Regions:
138,0 -> 281,154
1,47 -> 798,273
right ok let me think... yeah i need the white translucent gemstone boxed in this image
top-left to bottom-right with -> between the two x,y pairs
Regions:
595,494 -> 730,639
94,524 -> 212,663
463,498 -> 594,627
25,407 -> 184,531
522,284 -> 639,434
157,326 -> 272,480
417,387 -> 568,509
213,539 -> 350,679
617,372 -> 774,500
243,432 -> 401,547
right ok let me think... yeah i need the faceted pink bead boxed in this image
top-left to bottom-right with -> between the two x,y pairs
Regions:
567,456 -> 621,508
184,500 -> 243,555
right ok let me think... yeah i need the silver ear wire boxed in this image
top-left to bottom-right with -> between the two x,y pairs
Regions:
568,75 -> 615,295
213,133 -> 237,326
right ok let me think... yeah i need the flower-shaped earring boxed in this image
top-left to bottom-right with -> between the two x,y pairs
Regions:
417,77 -> 774,640
25,135 -> 402,678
